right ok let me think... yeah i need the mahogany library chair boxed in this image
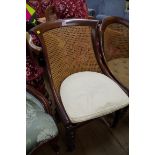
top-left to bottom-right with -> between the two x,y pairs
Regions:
30,19 -> 129,151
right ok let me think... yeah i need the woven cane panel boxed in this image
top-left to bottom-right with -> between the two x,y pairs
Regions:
43,26 -> 101,93
103,23 -> 129,61
108,58 -> 129,89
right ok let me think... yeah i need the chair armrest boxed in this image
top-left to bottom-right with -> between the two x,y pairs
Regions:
26,32 -> 42,52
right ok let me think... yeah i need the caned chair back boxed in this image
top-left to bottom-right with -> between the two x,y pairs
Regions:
31,20 -> 102,94
99,17 -> 129,89
102,19 -> 129,61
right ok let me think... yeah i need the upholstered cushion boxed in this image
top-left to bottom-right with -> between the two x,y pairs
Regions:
26,92 -> 45,112
60,71 -> 128,123
108,58 -> 129,89
26,96 -> 58,154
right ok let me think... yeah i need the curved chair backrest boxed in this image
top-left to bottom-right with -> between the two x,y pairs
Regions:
99,16 -> 129,90
100,17 -> 129,61
30,19 -> 108,94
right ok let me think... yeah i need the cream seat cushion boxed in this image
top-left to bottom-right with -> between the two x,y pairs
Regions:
108,58 -> 129,89
60,71 -> 129,123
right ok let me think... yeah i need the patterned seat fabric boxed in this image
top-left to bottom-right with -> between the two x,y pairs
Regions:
108,58 -> 129,89
26,92 -> 58,154
60,71 -> 129,123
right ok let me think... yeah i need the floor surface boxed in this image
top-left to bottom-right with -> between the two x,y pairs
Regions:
33,112 -> 129,155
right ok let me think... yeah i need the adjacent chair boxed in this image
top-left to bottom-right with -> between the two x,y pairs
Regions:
30,19 -> 129,151
98,16 -> 129,91
26,85 -> 59,155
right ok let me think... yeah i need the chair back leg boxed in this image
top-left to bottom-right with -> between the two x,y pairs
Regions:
50,138 -> 60,154
66,125 -> 76,152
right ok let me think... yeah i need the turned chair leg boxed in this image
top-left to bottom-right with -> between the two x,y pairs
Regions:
111,110 -> 121,128
101,107 -> 128,128
111,107 -> 129,128
66,125 -> 76,152
50,138 -> 60,154
54,108 -> 61,124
